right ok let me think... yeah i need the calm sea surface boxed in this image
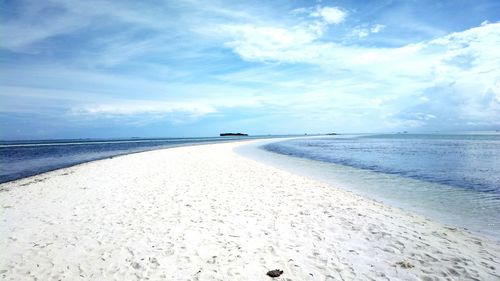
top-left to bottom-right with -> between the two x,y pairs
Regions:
265,134 -> 500,193
0,136 -> 279,183
263,133 -> 500,238
2,133 -> 499,238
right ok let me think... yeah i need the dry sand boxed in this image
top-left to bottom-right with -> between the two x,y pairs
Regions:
1,140 -> 499,280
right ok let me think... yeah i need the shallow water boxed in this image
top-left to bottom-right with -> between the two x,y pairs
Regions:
264,134 -> 500,194
236,136 -> 500,240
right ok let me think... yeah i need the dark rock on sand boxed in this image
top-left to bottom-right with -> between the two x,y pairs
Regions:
266,269 -> 284,278
396,261 -> 414,268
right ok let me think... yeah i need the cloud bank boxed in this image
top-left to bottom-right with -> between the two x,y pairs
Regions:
1,1 -> 499,139
219,17 -> 500,130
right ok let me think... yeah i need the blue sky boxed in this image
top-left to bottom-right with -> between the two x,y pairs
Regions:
1,0 -> 499,139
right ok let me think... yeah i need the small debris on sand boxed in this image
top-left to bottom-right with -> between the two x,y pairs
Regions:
396,261 -> 415,268
267,269 -> 284,277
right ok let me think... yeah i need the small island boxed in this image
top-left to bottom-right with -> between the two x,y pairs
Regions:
220,133 -> 248,136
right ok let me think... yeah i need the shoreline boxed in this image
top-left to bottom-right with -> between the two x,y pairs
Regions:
0,137 -> 270,185
236,140 -> 500,241
1,140 -> 499,280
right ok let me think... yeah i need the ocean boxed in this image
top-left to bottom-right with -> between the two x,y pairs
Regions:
259,133 -> 500,239
2,133 -> 499,238
0,136 -> 279,184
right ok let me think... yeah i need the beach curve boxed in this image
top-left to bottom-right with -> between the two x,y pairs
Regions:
1,140 -> 499,280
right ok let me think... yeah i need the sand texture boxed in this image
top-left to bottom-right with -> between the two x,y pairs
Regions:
1,141 -> 499,280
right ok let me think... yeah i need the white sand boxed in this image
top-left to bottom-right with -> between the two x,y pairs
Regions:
1,140 -> 499,281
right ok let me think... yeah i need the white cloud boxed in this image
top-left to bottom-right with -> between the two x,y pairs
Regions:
65,101 -> 218,125
351,24 -> 385,38
3,1 -> 499,134
220,19 -> 500,130
371,24 -> 385,33
72,102 -> 217,117
221,24 -> 322,62
222,20 -> 499,79
352,28 -> 369,38
310,6 -> 347,24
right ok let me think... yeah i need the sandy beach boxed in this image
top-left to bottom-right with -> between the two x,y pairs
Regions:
1,140 -> 499,281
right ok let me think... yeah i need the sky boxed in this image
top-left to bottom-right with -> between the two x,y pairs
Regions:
1,0 -> 499,140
